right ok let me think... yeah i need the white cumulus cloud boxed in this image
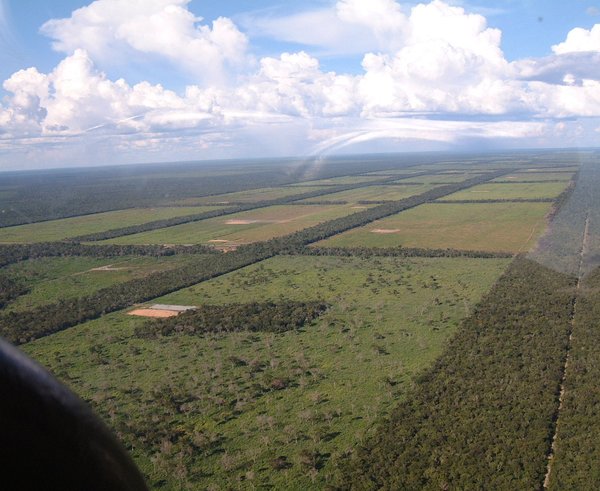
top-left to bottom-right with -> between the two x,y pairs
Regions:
553,24 -> 600,54
40,0 -> 249,85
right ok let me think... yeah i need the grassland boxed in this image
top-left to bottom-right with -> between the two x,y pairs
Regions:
492,172 -> 575,182
171,186 -> 331,205
296,184 -> 439,203
442,181 -> 569,200
3,255 -> 202,312
393,173 -> 485,184
101,204 -> 372,246
0,206 -> 223,243
23,255 -> 509,490
317,202 -> 552,252
289,176 -> 384,186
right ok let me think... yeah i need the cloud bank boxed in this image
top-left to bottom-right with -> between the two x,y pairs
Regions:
2,0 -> 600,168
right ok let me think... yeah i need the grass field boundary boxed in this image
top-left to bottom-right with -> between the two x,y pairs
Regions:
433,198 -> 555,204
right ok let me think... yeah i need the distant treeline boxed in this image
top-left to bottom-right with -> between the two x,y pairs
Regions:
301,246 -> 513,259
547,266 -> 600,489
135,301 -> 328,338
333,258 -> 576,490
0,243 -> 215,268
0,169 -> 510,344
67,177 -> 398,242
2,155 -> 440,228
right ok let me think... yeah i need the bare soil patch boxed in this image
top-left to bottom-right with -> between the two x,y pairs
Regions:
371,228 -> 401,234
128,308 -> 179,318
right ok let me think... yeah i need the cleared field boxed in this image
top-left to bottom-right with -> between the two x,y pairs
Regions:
289,176 -> 384,186
394,173 -> 485,184
317,202 -> 552,252
101,204 -> 372,246
491,172 -> 575,182
2,255 -> 202,312
297,184 -> 439,203
0,206 -> 222,243
171,186 -> 331,205
23,255 -> 509,490
442,181 -> 569,200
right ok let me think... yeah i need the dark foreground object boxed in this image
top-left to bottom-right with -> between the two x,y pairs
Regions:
0,338 -> 148,491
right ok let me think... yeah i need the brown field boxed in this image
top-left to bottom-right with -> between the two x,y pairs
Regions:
128,309 -> 179,318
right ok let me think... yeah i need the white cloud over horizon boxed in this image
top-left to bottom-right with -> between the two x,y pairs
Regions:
1,0 -> 600,169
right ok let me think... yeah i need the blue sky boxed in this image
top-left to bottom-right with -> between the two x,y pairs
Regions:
1,0 -> 600,169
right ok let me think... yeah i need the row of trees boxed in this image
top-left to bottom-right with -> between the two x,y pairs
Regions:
135,301 -> 328,338
300,246 -> 513,259
333,258 -> 576,490
0,243 -> 215,268
0,275 -> 29,308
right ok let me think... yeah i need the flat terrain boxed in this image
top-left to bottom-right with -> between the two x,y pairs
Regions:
492,172 -> 575,182
317,202 -> 552,252
3,255 -> 202,312
393,173 -> 485,184
101,204 -> 372,246
297,184 -> 440,203
173,186 -> 331,205
0,206 -> 222,243
23,255 -> 509,489
442,181 -> 569,200
289,176 -> 384,186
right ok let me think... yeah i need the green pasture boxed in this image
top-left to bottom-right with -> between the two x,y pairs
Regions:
100,204 -> 370,246
2,255 -> 201,312
0,206 -> 222,243
297,184 -> 439,203
442,181 -> 569,200
317,202 -> 552,253
23,255 -> 509,490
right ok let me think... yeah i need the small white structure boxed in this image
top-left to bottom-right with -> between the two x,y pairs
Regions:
150,304 -> 197,312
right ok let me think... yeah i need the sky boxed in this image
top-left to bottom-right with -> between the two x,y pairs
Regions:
1,0 -> 600,170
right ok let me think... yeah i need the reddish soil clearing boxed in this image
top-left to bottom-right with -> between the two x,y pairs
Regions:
128,309 -> 179,318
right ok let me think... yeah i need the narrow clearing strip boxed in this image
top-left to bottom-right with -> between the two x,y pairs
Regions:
543,211 -> 590,489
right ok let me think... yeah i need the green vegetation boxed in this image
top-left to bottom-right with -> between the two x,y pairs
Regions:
492,172 -> 575,182
296,184 -> 439,204
187,186 -> 331,204
101,204 -> 372,246
289,176 -> 384,186
443,181 -> 569,200
318,202 -> 551,252
0,206 -> 221,243
2,255 -> 202,312
136,301 -> 328,337
334,258 -> 576,490
23,255 -> 509,489
547,267 -> 600,489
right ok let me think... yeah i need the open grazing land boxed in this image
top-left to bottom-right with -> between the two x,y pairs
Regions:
317,202 -> 552,252
6,150 -> 600,490
100,204 -> 375,247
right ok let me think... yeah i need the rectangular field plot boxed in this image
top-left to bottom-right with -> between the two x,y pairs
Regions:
102,204 -> 371,246
2,255 -> 201,312
0,206 -> 222,243
491,172 -> 575,182
24,255 -> 508,490
289,175 -> 384,186
317,202 -> 552,252
173,185 -> 331,205
297,184 -> 440,203
393,173 -> 486,184
442,181 -> 569,200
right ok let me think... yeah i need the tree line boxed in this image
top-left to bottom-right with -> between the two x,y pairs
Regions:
135,301 -> 328,338
332,257 -> 576,490
300,246 -> 513,259
0,243 -> 215,268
